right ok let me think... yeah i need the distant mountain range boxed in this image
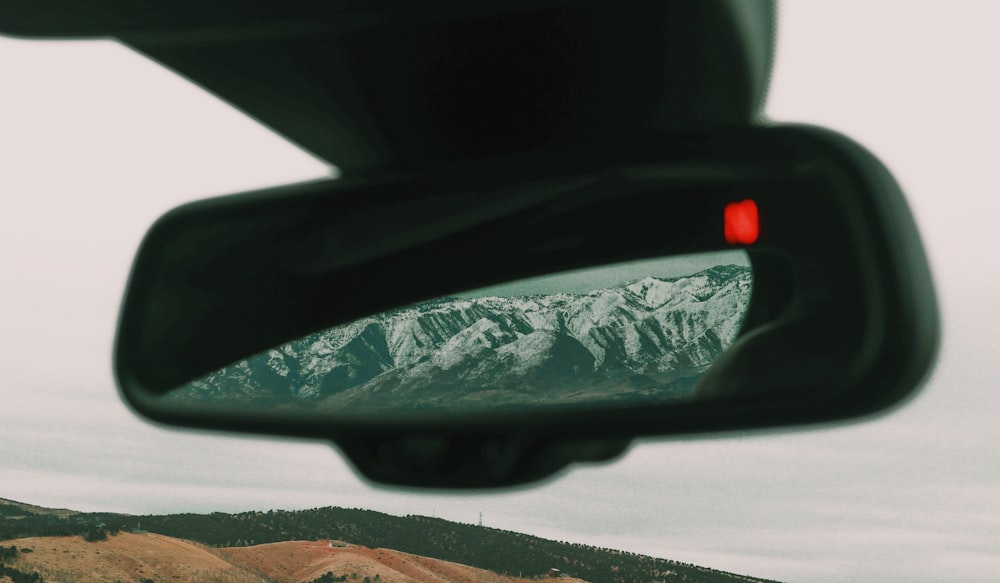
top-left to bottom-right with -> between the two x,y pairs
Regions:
0,498 -> 783,583
176,265 -> 752,411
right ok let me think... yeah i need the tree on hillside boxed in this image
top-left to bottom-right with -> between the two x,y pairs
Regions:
0,545 -> 18,562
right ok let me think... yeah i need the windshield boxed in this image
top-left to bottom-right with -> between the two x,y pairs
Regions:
1,2 -> 998,582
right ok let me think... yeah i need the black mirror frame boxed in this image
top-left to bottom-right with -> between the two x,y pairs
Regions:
115,124 -> 938,487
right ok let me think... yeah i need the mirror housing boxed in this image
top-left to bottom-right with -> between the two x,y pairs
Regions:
115,125 -> 938,487
1,0 -> 774,174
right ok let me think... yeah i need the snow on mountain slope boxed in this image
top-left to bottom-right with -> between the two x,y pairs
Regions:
178,265 -> 751,410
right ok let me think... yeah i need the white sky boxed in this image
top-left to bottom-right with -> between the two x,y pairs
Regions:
2,2 -> 999,582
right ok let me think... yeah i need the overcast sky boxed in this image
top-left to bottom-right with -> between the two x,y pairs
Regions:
2,3 -> 999,582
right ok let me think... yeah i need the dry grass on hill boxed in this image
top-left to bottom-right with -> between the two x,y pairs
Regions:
2,533 -> 589,583
1,532 -> 269,583
217,539 -> 562,583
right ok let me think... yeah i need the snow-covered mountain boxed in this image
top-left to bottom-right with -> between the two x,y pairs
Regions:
177,265 -> 752,411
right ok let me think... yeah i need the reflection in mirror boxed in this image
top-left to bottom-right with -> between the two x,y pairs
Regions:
170,251 -> 752,414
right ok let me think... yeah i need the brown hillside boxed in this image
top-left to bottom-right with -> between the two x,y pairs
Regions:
217,540 -> 587,583
0,532 -> 271,583
1,533 -> 588,583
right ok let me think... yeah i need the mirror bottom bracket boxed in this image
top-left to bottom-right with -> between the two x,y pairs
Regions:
337,433 -> 632,488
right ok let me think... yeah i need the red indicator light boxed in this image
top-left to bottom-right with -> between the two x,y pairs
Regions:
724,199 -> 759,245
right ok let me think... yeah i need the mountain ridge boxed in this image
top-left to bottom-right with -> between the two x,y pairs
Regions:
180,265 -> 752,410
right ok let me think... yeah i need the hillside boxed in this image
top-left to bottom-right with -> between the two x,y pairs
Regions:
1,533 -> 270,583
0,499 -> 782,583
1,534 -> 565,583
0,500 -> 77,520
215,539 -> 586,583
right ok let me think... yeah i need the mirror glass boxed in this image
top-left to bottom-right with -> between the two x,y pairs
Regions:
168,250 -> 752,415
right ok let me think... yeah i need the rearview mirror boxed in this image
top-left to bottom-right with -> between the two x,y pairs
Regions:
115,125 -> 938,487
